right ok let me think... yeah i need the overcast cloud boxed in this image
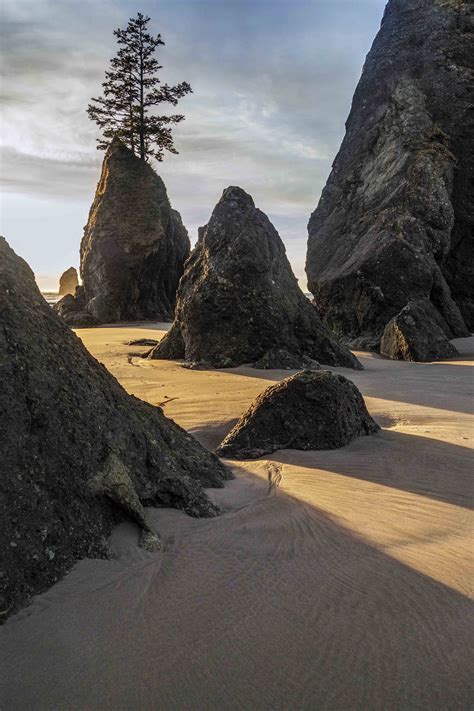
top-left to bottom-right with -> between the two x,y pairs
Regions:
0,0 -> 386,289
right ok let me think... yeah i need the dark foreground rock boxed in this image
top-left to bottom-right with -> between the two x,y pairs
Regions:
380,299 -> 459,362
55,137 -> 190,326
216,370 -> 379,459
0,237 -> 230,620
306,0 -> 473,341
58,267 -> 78,296
149,187 -> 361,370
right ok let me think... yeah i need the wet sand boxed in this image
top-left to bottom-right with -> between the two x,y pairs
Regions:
1,325 -> 473,710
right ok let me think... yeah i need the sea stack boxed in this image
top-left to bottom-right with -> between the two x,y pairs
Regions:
0,237 -> 230,620
56,137 -> 190,325
306,0 -> 473,354
149,186 -> 361,370
58,267 -> 78,296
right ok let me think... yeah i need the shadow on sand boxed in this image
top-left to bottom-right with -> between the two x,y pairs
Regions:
1,459 -> 473,710
191,420 -> 473,511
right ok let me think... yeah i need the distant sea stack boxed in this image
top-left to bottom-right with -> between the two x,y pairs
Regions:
149,186 -> 361,370
0,237 -> 229,620
58,267 -> 78,296
56,137 -> 190,325
306,0 -> 473,351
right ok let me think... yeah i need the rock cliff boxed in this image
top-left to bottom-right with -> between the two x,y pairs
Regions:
150,187 -> 361,370
306,0 -> 473,346
0,237 -> 229,620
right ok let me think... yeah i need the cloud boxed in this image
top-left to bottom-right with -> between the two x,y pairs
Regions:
0,0 -> 386,288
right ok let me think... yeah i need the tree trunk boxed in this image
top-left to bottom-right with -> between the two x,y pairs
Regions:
139,26 -> 145,161
129,70 -> 135,155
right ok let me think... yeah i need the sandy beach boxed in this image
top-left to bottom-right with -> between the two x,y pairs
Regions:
1,324 -> 473,710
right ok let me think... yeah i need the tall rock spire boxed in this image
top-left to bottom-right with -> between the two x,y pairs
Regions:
306,0 -> 473,349
57,137 -> 190,325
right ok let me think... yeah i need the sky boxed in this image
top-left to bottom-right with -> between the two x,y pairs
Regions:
0,0 -> 387,291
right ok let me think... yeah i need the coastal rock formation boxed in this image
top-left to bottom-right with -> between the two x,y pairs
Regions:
380,299 -> 459,362
149,187 -> 361,370
55,288 -> 99,327
58,267 -> 78,296
56,137 -> 190,325
0,237 -> 230,620
306,0 -> 473,346
217,370 -> 379,459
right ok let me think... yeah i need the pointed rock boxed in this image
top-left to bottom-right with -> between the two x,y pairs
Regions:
56,138 -> 190,325
380,299 -> 459,362
149,187 -> 361,370
216,370 -> 379,459
58,267 -> 78,296
0,237 -> 230,620
306,0 -> 473,344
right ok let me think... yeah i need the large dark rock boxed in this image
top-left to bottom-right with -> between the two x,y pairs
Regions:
56,137 -> 190,325
306,0 -> 473,342
216,370 -> 379,459
58,267 -> 78,296
149,187 -> 361,370
380,299 -> 459,362
0,237 -> 230,620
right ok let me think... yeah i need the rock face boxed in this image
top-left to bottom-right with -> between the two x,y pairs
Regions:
149,187 -> 361,370
216,370 -> 379,459
58,267 -> 78,296
306,0 -> 473,345
0,237 -> 230,620
253,349 -> 321,371
56,137 -> 190,325
380,299 -> 459,362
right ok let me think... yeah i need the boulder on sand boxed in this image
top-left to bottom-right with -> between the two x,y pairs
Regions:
305,0 -> 472,343
149,187 -> 361,370
58,267 -> 78,296
216,370 -> 379,459
55,137 -> 190,325
0,237 -> 230,620
380,299 -> 459,362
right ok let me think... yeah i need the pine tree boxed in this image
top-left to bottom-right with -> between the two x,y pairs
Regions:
87,12 -> 192,162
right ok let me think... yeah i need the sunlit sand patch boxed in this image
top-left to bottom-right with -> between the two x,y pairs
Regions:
235,458 -> 473,596
74,324 -> 474,598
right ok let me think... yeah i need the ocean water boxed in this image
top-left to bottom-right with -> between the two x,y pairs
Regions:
42,292 -> 60,306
